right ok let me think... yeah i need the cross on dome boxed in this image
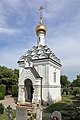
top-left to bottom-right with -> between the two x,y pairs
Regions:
36,6 -> 46,35
39,6 -> 44,24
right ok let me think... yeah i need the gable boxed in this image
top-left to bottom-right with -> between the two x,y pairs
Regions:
19,67 -> 41,85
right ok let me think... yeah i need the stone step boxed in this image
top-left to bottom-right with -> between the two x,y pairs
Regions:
16,102 -> 33,111
18,102 -> 32,107
20,104 -> 32,107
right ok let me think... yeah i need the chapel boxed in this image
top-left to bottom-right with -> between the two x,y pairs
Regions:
18,6 -> 62,105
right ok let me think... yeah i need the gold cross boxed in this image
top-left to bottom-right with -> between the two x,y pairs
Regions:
39,6 -> 44,24
39,6 -> 44,12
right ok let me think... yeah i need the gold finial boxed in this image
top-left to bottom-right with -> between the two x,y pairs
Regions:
39,6 -> 44,24
36,6 -> 46,35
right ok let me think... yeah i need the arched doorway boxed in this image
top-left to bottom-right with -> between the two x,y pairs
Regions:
24,79 -> 34,102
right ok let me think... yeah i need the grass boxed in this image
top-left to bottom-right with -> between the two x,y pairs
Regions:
43,95 -> 80,120
43,95 -> 73,113
0,113 -> 8,120
0,95 -> 76,120
42,115 -> 50,120
0,110 -> 16,120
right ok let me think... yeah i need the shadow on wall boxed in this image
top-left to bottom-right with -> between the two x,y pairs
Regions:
48,92 -> 53,103
43,92 -> 53,106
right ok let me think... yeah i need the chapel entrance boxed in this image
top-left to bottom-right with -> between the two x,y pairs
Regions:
24,79 -> 34,102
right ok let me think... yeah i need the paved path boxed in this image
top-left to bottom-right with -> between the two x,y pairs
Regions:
0,95 -> 16,110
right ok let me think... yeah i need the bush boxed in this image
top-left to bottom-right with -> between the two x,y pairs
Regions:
0,84 -> 6,98
72,88 -> 80,96
69,89 -> 73,95
12,85 -> 18,97
62,88 -> 69,95
0,103 -> 4,114
43,115 -> 49,120
0,92 -> 4,100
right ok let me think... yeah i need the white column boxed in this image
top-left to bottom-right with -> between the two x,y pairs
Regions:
18,86 -> 25,104
32,85 -> 40,103
37,32 -> 45,46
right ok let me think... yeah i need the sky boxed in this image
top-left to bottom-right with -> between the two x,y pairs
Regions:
0,0 -> 80,81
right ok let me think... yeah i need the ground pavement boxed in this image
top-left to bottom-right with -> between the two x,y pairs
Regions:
0,95 -> 16,110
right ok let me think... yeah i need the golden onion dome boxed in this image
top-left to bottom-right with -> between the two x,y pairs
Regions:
36,22 -> 46,35
36,6 -> 46,35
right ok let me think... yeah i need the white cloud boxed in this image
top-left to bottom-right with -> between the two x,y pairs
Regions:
47,34 -> 80,66
0,27 -> 21,35
0,0 -> 80,81
0,47 -> 28,69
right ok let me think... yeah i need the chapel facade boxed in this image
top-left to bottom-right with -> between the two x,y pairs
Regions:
18,6 -> 62,105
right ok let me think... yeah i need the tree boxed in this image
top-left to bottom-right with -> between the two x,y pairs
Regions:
72,87 -> 80,96
0,65 -> 19,94
71,75 -> 80,87
60,75 -> 70,88
12,85 -> 18,97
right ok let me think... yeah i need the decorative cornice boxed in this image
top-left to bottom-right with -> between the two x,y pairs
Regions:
42,84 -> 61,88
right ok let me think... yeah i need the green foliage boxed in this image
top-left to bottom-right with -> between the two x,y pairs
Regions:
62,88 -> 69,95
0,110 -> 16,119
71,75 -> 80,87
0,103 -> 4,114
60,75 -> 70,88
44,96 -> 72,113
0,65 -> 19,94
11,110 -> 16,119
28,112 -> 36,120
43,95 -> 80,120
72,88 -> 80,96
12,85 -> 18,97
0,84 -> 6,96
69,110 -> 80,120
44,102 -> 68,113
0,92 -> 4,100
42,115 -> 50,120
69,88 -> 73,95
0,84 -> 6,99
0,113 -> 8,119
0,65 -> 19,84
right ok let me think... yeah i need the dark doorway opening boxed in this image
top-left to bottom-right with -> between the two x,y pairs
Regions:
24,79 -> 34,102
